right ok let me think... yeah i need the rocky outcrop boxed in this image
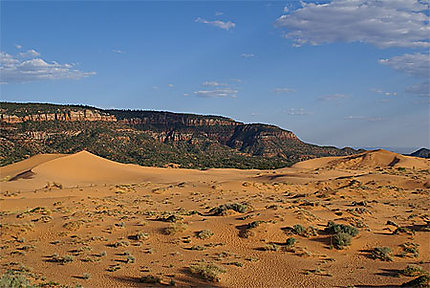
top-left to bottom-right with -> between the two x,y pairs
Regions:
0,109 -> 116,123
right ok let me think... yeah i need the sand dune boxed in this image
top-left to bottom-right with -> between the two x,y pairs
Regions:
293,149 -> 429,170
0,153 -> 66,180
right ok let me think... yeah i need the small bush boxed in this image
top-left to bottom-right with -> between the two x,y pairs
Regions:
0,272 -> 32,288
262,243 -> 280,251
129,232 -> 149,241
290,224 -> 318,237
332,232 -> 352,249
209,203 -> 248,216
400,265 -> 426,277
393,227 -> 415,235
286,237 -> 297,247
371,247 -> 393,261
401,275 -> 430,288
196,230 -> 214,240
189,263 -> 226,282
400,242 -> 419,258
82,273 -> 91,280
163,222 -> 188,235
325,221 -> 358,237
140,275 -> 161,284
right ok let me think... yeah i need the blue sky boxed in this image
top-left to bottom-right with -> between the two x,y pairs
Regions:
1,0 -> 429,151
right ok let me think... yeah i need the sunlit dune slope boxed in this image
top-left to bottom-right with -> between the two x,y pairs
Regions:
292,149 -> 429,170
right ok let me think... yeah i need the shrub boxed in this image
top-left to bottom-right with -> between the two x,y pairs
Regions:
196,230 -> 213,240
290,224 -> 318,237
262,243 -> 280,251
400,265 -> 426,277
286,237 -> 297,247
140,275 -> 161,284
129,232 -> 149,241
0,272 -> 32,288
332,233 -> 352,249
292,224 -> 305,235
401,275 -> 430,288
325,221 -> 358,237
82,273 -> 91,280
400,242 -> 419,258
189,263 -> 226,282
209,203 -> 248,216
371,247 -> 393,261
163,222 -> 188,235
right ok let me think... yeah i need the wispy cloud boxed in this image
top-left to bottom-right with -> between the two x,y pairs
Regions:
275,0 -> 429,48
274,88 -> 295,94
112,49 -> 125,54
15,44 -> 22,49
168,83 -> 174,88
241,53 -> 255,58
202,81 -> 228,87
215,11 -> 224,16
287,108 -> 312,116
379,53 -> 429,97
370,88 -> 398,96
0,50 -> 95,84
18,49 -> 40,58
194,88 -> 238,98
345,115 -> 384,122
195,17 -> 235,30
318,93 -> 348,101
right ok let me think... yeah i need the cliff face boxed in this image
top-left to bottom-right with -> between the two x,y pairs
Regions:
0,102 -> 358,168
1,109 -> 116,123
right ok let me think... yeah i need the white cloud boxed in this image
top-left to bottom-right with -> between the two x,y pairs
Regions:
287,108 -> 312,116
318,93 -> 348,101
18,49 -> 40,58
379,53 -> 429,97
345,115 -> 384,121
168,83 -> 174,88
202,81 -> 228,87
0,50 -> 95,84
241,53 -> 255,58
275,0 -> 429,48
15,44 -> 22,49
370,88 -> 398,96
215,11 -> 224,16
195,17 -> 236,30
283,6 -> 289,12
194,88 -> 238,98
379,53 -> 429,77
274,87 -> 295,94
112,49 -> 125,54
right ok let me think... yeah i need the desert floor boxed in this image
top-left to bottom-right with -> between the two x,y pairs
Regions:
0,150 -> 429,287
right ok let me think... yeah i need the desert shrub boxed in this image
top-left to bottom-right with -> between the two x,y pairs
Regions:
209,203 -> 248,216
157,214 -> 183,223
140,275 -> 161,284
189,263 -> 226,282
50,254 -> 74,264
400,242 -> 419,258
325,221 -> 358,237
163,222 -> 187,235
371,247 -> 393,261
332,232 -> 352,249
246,221 -> 263,229
0,272 -> 33,288
400,265 -> 426,277
286,237 -> 297,247
129,232 -> 149,241
196,230 -> 214,239
401,275 -> 430,288
63,220 -> 83,231
290,224 -> 318,237
262,243 -> 280,251
82,273 -> 91,280
238,229 -> 255,238
393,227 -> 415,235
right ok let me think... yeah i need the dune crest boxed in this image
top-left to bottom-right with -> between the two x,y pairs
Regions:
30,150 -> 145,184
293,149 -> 429,170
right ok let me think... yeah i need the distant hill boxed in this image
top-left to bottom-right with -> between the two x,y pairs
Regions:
408,148 -> 430,159
0,102 -> 360,169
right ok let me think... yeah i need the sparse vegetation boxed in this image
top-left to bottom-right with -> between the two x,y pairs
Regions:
196,229 -> 214,239
188,263 -> 226,282
163,222 -> 188,235
209,203 -> 249,216
371,247 -> 393,261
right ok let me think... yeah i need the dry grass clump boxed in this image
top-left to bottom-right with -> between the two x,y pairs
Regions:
188,263 -> 226,282
129,231 -> 149,241
262,243 -> 280,251
371,247 -> 393,261
49,254 -> 74,264
63,220 -> 84,231
209,203 -> 248,216
324,221 -> 358,249
400,265 -> 427,277
196,230 -> 213,239
140,274 -> 161,284
399,242 -> 419,258
163,222 -> 188,235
